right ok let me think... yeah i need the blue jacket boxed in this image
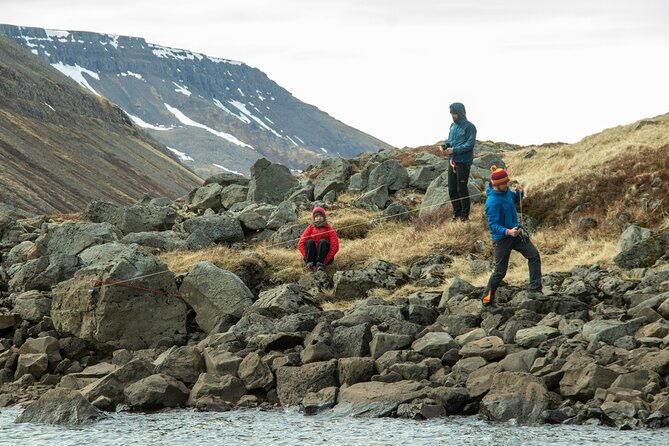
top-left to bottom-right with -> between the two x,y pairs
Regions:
485,184 -> 523,241
443,102 -> 476,165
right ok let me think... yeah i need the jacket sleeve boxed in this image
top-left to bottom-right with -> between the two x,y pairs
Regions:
297,226 -> 312,258
324,226 -> 339,265
452,123 -> 477,154
486,202 -> 508,239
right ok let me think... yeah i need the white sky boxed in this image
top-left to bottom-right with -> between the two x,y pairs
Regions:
3,0 -> 669,147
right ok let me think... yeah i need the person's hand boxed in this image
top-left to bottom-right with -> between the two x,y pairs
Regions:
444,147 -> 453,155
507,227 -> 520,237
515,185 -> 523,193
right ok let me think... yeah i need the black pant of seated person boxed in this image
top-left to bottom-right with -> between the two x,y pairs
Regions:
304,239 -> 330,265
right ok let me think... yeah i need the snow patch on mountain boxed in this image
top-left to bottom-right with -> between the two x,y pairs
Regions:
228,100 -> 282,138
167,147 -> 194,161
51,62 -> 100,96
173,82 -> 192,96
127,113 -> 174,131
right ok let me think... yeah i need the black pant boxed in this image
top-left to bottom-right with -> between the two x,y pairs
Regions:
485,236 -> 542,295
448,163 -> 471,219
304,239 -> 330,265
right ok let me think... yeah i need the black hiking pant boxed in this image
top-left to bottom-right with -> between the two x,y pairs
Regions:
484,236 -> 542,296
448,162 -> 471,219
304,239 -> 330,265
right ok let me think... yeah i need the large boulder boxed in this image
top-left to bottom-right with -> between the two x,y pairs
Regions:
182,214 -> 245,250
179,262 -> 254,333
187,373 -> 246,406
238,352 -> 274,391
154,346 -> 205,386
8,254 -> 80,292
186,183 -> 224,212
408,164 -> 448,192
353,186 -> 389,211
617,224 -> 652,252
203,172 -> 249,188
313,158 -> 352,200
559,363 -> 618,401
480,372 -> 560,424
34,222 -> 121,257
419,172 -> 450,218
367,160 -> 409,193
250,284 -> 321,319
82,201 -> 176,235
334,380 -> 428,417
276,360 -> 338,406
124,374 -> 190,410
247,158 -> 298,204
333,260 -> 408,300
11,290 -> 52,322
121,231 -> 188,252
614,236 -> 665,269
270,223 -> 309,249
220,184 -> 250,210
81,359 -> 156,406
15,389 -> 106,425
51,244 -> 187,350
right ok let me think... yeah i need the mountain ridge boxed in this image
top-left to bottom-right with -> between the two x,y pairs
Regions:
0,24 -> 393,177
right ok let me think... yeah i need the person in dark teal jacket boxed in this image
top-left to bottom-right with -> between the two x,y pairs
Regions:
441,102 -> 477,220
482,166 -> 542,305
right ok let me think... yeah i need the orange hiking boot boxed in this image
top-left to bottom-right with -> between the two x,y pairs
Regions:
481,289 -> 494,306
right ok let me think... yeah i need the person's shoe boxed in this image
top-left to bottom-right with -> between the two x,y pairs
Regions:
306,262 -> 315,273
528,290 -> 547,300
316,262 -> 325,272
481,289 -> 494,306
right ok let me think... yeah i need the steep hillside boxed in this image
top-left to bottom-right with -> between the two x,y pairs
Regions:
0,24 -> 393,177
0,36 -> 202,215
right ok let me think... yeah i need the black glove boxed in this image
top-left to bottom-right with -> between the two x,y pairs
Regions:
440,142 -> 451,150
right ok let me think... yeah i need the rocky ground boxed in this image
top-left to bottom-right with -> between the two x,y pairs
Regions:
1,148 -> 668,428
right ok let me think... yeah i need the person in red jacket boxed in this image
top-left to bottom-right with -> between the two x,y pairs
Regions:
297,207 -> 339,272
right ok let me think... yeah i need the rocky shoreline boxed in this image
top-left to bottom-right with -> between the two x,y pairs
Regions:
1,153 -> 668,429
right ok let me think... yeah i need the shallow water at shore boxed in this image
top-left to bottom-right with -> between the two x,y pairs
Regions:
2,407 -> 668,446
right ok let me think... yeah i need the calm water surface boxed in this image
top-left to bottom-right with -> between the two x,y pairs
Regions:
1,407 -> 668,446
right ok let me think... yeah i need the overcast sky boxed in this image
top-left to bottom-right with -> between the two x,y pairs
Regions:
3,0 -> 668,147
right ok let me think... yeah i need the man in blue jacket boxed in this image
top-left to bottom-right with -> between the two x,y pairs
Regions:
441,102 -> 476,221
482,165 -> 542,305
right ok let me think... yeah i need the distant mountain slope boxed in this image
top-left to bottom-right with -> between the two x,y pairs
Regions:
0,24 -> 393,177
0,36 -> 202,215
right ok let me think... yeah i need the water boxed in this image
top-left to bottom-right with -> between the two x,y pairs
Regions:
1,407 -> 668,446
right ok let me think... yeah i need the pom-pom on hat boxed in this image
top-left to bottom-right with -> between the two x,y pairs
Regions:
490,165 -> 510,187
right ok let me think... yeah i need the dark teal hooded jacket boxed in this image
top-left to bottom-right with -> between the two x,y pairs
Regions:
443,102 -> 476,165
485,183 -> 524,241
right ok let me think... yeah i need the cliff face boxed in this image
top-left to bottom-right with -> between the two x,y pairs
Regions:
0,36 -> 202,214
0,24 -> 393,177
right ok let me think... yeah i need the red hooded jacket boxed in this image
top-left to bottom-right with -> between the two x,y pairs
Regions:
297,207 -> 339,265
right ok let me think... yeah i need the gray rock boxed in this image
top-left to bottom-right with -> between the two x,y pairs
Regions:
333,260 -> 408,300
409,165 -> 447,192
419,172 -> 449,218
515,326 -> 560,348
16,389 -> 106,425
480,372 -> 559,424
313,158 -> 352,200
182,214 -> 245,249
473,154 -> 505,171
338,357 -> 375,386
581,318 -> 647,344
34,222 -> 121,257
270,223 -> 309,249
368,160 -> 409,193
187,373 -> 246,406
18,336 -> 61,364
459,336 -> 507,361
3,241 -> 34,268
334,323 -> 372,358
81,359 -> 156,406
247,158 -> 298,204
614,237 -> 665,269
354,186 -> 389,211
11,290 -> 52,322
180,262 -> 254,333
154,346 -> 205,386
121,231 -> 187,252
203,172 -> 249,188
370,333 -> 413,360
334,380 -> 427,417
82,201 -> 177,234
220,184 -> 250,210
301,322 -> 337,364
250,284 -> 321,319
186,184 -> 224,212
203,348 -> 243,376
238,352 -> 274,391
618,225 -> 652,252
302,386 -> 338,415
560,363 -> 618,401
411,332 -> 458,358
9,254 -> 80,292
266,201 -> 298,230
15,353 -> 48,379
124,374 -> 190,410
51,245 -> 187,350
276,360 -> 338,406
